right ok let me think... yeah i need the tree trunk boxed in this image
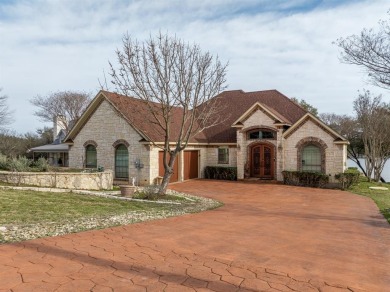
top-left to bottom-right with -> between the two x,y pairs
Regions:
348,155 -> 367,177
157,152 -> 178,196
158,170 -> 172,196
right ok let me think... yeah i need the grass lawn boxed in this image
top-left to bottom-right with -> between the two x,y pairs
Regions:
0,189 -> 161,225
0,188 -> 220,243
349,178 -> 390,224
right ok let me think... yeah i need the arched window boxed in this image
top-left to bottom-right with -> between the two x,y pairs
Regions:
115,144 -> 129,179
301,145 -> 321,172
247,129 -> 275,140
85,145 -> 97,168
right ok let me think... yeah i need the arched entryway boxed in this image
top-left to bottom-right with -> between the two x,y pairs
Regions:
250,143 -> 275,179
115,144 -> 129,179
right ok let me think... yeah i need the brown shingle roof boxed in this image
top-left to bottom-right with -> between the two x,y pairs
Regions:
200,90 -> 307,143
101,89 -> 307,144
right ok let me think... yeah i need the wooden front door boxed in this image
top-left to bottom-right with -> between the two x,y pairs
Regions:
251,144 -> 274,179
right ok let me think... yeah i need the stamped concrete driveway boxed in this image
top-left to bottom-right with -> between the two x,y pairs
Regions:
1,180 -> 389,291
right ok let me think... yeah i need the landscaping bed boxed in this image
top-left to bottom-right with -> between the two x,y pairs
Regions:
0,188 -> 221,243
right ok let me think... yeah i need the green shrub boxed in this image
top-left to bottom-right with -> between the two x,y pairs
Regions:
0,154 -> 8,170
204,166 -> 237,181
32,157 -> 49,172
282,170 -> 329,188
335,168 -> 361,190
0,155 -> 50,172
8,157 -> 30,172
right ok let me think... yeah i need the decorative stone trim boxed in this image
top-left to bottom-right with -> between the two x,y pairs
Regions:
239,125 -> 278,133
83,140 -> 98,147
112,139 -> 130,148
296,137 -> 327,173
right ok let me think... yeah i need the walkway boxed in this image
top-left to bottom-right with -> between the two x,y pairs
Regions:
1,180 -> 389,291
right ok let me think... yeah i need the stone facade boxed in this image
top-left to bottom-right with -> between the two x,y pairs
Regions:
236,108 -> 281,180
68,100 -> 151,185
67,95 -> 347,185
0,170 -> 113,190
283,119 -> 347,182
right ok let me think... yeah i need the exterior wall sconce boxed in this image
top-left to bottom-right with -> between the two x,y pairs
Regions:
135,159 -> 144,169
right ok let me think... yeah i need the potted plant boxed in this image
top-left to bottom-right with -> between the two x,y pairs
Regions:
120,185 -> 136,197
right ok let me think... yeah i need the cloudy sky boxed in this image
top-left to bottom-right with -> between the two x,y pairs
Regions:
0,0 -> 388,134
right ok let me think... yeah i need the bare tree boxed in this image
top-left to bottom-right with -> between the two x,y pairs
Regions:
108,32 -> 228,195
336,12 -> 390,89
0,88 -> 13,128
30,91 -> 92,132
354,90 -> 390,182
320,113 -> 366,176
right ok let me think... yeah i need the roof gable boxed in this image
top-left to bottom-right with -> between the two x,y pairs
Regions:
283,113 -> 348,143
232,102 -> 291,127
64,91 -> 149,143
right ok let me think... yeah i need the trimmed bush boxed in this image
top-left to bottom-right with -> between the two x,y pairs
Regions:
282,170 -> 329,188
335,167 -> 361,190
204,166 -> 237,181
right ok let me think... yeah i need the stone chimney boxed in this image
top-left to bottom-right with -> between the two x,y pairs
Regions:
53,115 -> 67,141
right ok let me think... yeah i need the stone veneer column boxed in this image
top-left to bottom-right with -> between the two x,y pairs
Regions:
237,130 -> 245,179
276,127 -> 284,181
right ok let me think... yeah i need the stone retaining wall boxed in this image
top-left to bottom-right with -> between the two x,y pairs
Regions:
0,170 -> 113,190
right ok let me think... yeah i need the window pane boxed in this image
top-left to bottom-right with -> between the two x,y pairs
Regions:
249,131 -> 260,139
115,144 -> 129,179
218,148 -> 229,164
248,130 -> 274,139
85,145 -> 97,168
302,145 -> 321,172
262,131 -> 274,139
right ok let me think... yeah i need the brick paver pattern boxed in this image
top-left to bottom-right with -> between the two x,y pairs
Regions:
1,180 -> 389,291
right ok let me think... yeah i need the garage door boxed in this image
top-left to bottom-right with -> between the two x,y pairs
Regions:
159,152 -> 179,183
184,150 -> 199,180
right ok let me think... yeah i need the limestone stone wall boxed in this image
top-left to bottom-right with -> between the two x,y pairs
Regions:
283,119 -> 347,182
205,147 -> 237,167
0,171 -> 113,190
68,100 -> 151,185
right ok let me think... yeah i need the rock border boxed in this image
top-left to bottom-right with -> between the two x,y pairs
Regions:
0,187 -> 222,243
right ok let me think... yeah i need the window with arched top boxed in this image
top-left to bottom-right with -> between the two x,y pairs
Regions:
301,145 -> 321,172
247,129 -> 275,140
115,144 -> 129,179
85,144 -> 97,168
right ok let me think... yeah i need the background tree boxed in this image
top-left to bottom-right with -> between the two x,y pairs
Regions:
291,97 -> 318,116
30,91 -> 92,132
0,88 -> 13,128
353,90 -> 390,182
108,32 -> 228,195
0,127 -> 54,158
336,11 -> 390,89
320,113 -> 366,175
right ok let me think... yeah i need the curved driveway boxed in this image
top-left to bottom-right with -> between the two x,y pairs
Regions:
1,180 -> 389,291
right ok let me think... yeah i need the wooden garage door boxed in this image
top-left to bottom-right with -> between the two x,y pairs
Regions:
159,152 -> 179,183
184,150 -> 199,180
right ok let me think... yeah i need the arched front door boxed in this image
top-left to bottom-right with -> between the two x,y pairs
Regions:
115,144 -> 129,179
251,144 -> 275,179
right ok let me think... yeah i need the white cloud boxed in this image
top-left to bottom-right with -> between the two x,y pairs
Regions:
0,0 -> 388,133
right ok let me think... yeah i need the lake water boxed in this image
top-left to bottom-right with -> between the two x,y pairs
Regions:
347,158 -> 390,182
